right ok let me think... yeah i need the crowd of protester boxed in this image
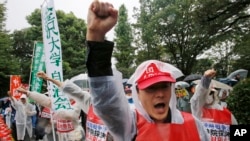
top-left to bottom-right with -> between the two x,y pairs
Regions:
0,0 -> 244,141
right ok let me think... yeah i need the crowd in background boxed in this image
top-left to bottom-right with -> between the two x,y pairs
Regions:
0,74 -> 240,141
0,0 -> 245,140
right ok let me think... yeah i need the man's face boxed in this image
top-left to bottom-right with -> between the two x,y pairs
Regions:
221,90 -> 227,100
205,91 -> 215,105
138,82 -> 171,123
20,98 -> 26,104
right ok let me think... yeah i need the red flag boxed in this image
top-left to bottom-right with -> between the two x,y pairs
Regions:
10,75 -> 22,99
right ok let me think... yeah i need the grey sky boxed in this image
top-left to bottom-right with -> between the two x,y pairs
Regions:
4,0 -> 139,40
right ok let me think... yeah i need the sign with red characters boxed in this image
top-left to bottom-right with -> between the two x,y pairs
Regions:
10,75 -> 22,99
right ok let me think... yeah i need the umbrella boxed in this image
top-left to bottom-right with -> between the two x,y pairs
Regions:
123,78 -> 132,88
193,79 -> 233,91
175,81 -> 190,88
122,78 -> 129,84
70,73 -> 89,90
227,69 -> 248,79
183,74 -> 202,82
0,97 -> 9,102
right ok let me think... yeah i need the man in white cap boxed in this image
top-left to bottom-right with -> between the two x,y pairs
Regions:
8,92 -> 37,141
84,1 -> 210,140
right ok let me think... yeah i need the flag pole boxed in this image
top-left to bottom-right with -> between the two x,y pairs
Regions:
41,0 -> 56,140
28,41 -> 36,92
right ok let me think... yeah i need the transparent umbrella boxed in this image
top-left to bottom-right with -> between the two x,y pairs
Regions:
70,73 -> 89,91
193,79 -> 233,91
175,81 -> 190,88
0,97 -> 9,102
227,69 -> 248,79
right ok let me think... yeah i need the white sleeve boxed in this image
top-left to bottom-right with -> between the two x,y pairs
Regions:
61,79 -> 91,114
26,104 -> 37,116
10,98 -> 20,109
193,116 -> 211,141
53,103 -> 81,121
28,91 -> 52,108
190,77 -> 210,119
231,114 -> 238,125
190,86 -> 209,119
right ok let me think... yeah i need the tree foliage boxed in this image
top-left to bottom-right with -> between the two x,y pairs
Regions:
11,9 -> 87,84
192,58 -> 213,75
232,32 -> 250,73
133,0 -> 166,65
227,78 -> 250,124
114,4 -> 135,78
133,0 -> 250,75
0,2 -> 20,97
0,1 -> 7,31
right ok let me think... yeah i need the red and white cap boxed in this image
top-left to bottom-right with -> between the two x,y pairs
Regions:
136,63 -> 176,89
127,60 -> 184,122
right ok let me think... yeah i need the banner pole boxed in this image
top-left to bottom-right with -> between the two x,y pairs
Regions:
28,41 -> 36,92
41,0 -> 56,140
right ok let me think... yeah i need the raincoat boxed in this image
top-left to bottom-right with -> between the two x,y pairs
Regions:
27,91 -> 84,141
61,79 -> 113,141
85,41 -> 210,141
190,76 -> 238,141
176,88 -> 191,112
10,97 -> 36,140
4,107 -> 12,128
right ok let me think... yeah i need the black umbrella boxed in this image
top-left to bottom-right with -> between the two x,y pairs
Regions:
183,74 -> 202,82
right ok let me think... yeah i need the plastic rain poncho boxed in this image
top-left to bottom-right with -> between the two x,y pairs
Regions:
62,78 -> 120,141
60,79 -> 92,114
4,107 -> 12,128
190,76 -> 238,141
10,96 -> 37,140
28,91 -> 85,141
89,59 -> 210,141
190,76 -> 238,124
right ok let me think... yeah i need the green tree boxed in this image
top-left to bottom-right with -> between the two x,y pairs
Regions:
11,29 -> 35,83
56,11 -> 87,78
114,4 -> 135,78
191,58 -> 213,75
133,0 -> 166,65
0,1 -> 7,31
0,1 -> 20,97
232,32 -> 250,74
198,40 -> 236,77
134,0 -> 250,75
227,79 -> 250,124
11,9 -> 87,84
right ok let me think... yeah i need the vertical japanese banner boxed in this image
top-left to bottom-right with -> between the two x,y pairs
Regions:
41,0 -> 72,111
10,75 -> 22,99
29,41 -> 46,93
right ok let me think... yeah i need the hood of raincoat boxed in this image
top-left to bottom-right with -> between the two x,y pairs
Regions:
205,84 -> 221,109
20,94 -> 28,104
20,94 -> 27,99
195,81 -> 222,110
127,60 -> 184,123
